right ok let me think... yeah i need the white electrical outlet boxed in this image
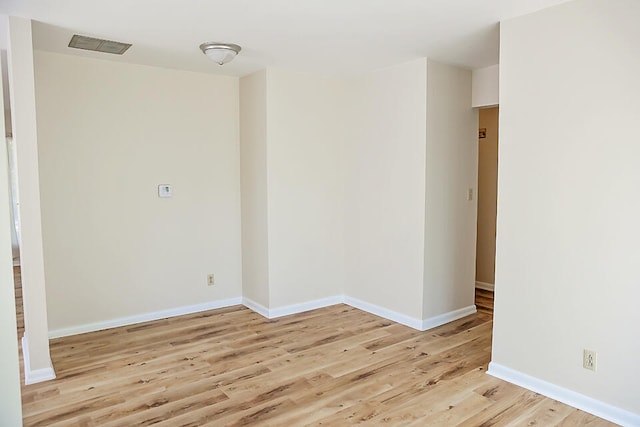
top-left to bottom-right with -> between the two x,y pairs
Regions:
207,274 -> 215,286
583,349 -> 597,371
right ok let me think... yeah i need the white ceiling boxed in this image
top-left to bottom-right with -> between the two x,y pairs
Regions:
1,0 -> 572,77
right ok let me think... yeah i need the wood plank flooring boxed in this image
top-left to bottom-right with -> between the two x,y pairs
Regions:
475,288 -> 494,315
15,270 -> 615,425
14,266 -> 24,337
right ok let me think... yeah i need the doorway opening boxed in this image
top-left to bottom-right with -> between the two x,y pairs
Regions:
475,106 -> 499,314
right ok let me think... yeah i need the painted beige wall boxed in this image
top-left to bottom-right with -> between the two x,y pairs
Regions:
26,44 -> 478,352
493,0 -> 640,415
0,52 -> 23,427
475,107 -> 498,285
30,51 -> 477,336
34,51 -> 242,331
1,16 -> 11,138
343,58 -> 427,319
239,70 -> 269,307
8,16 -> 53,378
266,68 -> 345,307
240,68 -> 345,310
241,60 -> 477,321
472,64 -> 499,108
423,60 -> 477,319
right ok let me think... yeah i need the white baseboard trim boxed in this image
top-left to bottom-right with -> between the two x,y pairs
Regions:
421,305 -> 477,330
241,297 -> 270,318
343,296 -> 423,330
243,295 -> 474,333
49,297 -> 243,339
488,362 -> 640,427
21,336 -> 56,385
242,296 -> 344,319
47,294 -> 480,341
475,281 -> 494,291
269,295 -> 344,318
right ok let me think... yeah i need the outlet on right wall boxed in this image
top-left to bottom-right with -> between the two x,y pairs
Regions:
491,0 -> 640,422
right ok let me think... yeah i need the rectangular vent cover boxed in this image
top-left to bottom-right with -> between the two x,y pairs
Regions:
68,34 -> 131,55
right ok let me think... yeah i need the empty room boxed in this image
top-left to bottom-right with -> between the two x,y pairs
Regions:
0,0 -> 638,425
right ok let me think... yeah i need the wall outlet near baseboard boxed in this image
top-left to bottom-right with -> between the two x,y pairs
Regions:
583,349 -> 597,371
207,274 -> 215,286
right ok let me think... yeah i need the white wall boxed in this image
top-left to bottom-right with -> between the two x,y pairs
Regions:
0,51 -> 23,427
472,64 -> 499,108
34,51 -> 243,331
265,68 -> 346,307
8,16 -> 54,382
239,68 -> 345,310
492,0 -> 640,418
423,60 -> 477,319
239,60 -> 477,324
28,44 -> 477,358
343,59 -> 427,319
29,51 -> 478,342
1,15 -> 12,138
239,70 -> 269,307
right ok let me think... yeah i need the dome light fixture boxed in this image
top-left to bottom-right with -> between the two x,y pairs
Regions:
199,42 -> 242,65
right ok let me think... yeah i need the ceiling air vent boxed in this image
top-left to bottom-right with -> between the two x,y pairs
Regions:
68,34 -> 131,55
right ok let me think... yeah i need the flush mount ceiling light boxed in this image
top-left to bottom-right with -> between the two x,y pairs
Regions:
199,42 -> 242,65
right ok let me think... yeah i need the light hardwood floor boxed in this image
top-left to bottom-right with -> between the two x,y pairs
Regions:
16,270 -> 615,426
14,266 -> 24,338
475,288 -> 494,315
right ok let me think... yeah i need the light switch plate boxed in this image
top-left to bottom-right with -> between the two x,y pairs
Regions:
158,184 -> 173,198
